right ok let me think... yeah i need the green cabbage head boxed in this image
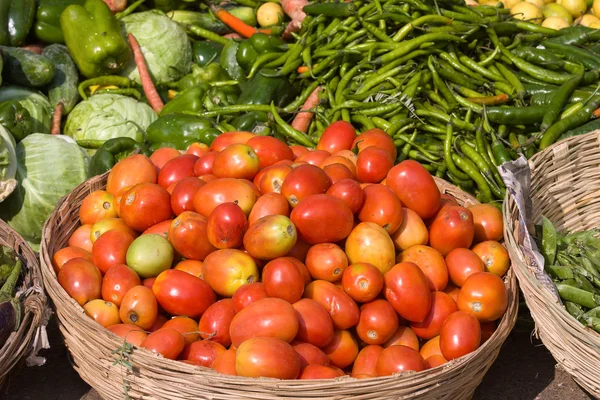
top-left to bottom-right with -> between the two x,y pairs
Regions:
64,94 -> 157,144
120,10 -> 193,85
0,124 -> 17,202
0,134 -> 89,251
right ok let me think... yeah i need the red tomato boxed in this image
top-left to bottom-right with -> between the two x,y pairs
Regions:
198,298 -> 237,347
345,222 -> 396,274
281,164 -> 331,208
57,258 -> 102,306
152,269 -> 216,319
299,365 -> 344,379
69,224 -> 94,253
376,345 -> 426,376
295,150 -> 331,166
243,215 -> 297,260
248,192 -> 289,226
90,218 -> 137,244
258,163 -> 293,194
303,280 -> 360,330
173,260 -> 203,278
351,128 -> 397,160
91,229 -> 134,274
439,311 -> 481,360
141,327 -> 185,360
410,291 -> 457,340
212,348 -> 238,375
52,246 -> 92,275
457,272 -> 508,322
321,329 -> 359,369
357,184 -> 403,235
341,262 -> 384,303
162,316 -> 200,345
320,156 -> 357,177
290,145 -> 309,159
480,321 -> 497,343
119,286 -> 158,330
398,245 -> 449,291
79,190 -> 118,225
444,283 -> 461,303
469,204 -> 504,243
326,179 -> 364,214
322,163 -> 355,185
291,194 -> 354,244
142,277 -> 156,290
317,121 -> 356,153
169,211 -> 216,261
292,341 -> 329,370
157,154 -> 198,189
149,147 -> 181,171
229,298 -> 299,347
193,178 -> 257,218
472,240 -> 511,277
142,220 -> 172,238
286,240 -> 312,264
170,177 -> 205,216
180,340 -> 226,367
232,282 -> 268,312
186,142 -> 210,158
247,136 -> 295,170
356,299 -> 399,345
384,262 -> 432,323
193,152 -> 218,176
212,144 -> 259,180
119,183 -> 173,232
386,160 -> 441,219
356,146 -> 394,183
262,258 -> 305,303
206,202 -> 248,249
236,337 -> 301,379
352,345 -> 383,377
383,326 -> 419,350
107,154 -> 157,196
429,205 -> 475,256
210,131 -> 255,152
102,264 -> 140,307
292,298 -> 334,348
420,335 -> 443,360
305,243 -> 348,282
202,249 -> 259,297
107,324 -> 147,346
148,314 -> 169,332
83,299 -> 120,327
446,248 -> 485,287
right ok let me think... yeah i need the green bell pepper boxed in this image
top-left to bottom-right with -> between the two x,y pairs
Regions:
236,34 -> 286,72
205,85 -> 240,109
220,40 -> 245,82
60,0 -> 130,79
161,83 -> 210,116
88,137 -> 142,177
35,0 -> 86,44
193,41 -> 224,67
146,114 -> 220,150
0,0 -> 36,46
176,63 -> 232,91
231,111 -> 269,132
0,101 -> 34,142
237,69 -> 297,107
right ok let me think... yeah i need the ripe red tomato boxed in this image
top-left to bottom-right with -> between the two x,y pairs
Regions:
341,262 -> 384,303
326,179 -> 364,214
57,258 -> 102,306
376,345 -> 426,375
320,156 -> 357,177
106,154 -> 157,196
102,264 -> 140,307
321,330 -> 359,369
157,154 -> 198,189
386,160 -> 441,219
162,316 -> 200,345
292,298 -> 334,348
290,145 -> 309,159
352,345 -> 383,378
68,224 -> 94,253
317,121 -> 356,154
149,147 -> 181,171
398,245 -> 449,291
295,150 -> 330,166
356,146 -> 394,183
481,321 -> 497,344
299,365 -> 344,379
142,220 -> 172,238
193,178 -> 257,217
232,282 -> 268,312
262,258 -> 305,303
186,142 -> 210,158
236,337 -> 301,379
357,184 -> 403,235
140,327 -> 185,360
168,211 -> 216,261
292,341 -> 329,371
119,183 -> 173,232
247,192 -> 289,226
52,246 -> 92,275
429,205 -> 475,256
247,136 -> 295,170
210,131 -> 255,152
149,314 -> 169,332
79,190 -> 118,225
212,144 -> 259,180
281,164 -> 331,208
119,285 -> 158,330
170,177 -> 205,216
83,299 -> 120,327
303,280 -> 360,330
211,348 -> 238,375
180,340 -> 226,367
446,248 -> 485,287
243,215 -> 297,260
351,128 -> 397,160
198,298 -> 237,347
345,222 -> 396,274
383,326 -> 419,350
206,202 -> 248,249
410,291 -> 457,340
305,243 -> 348,282
257,163 -> 293,194
472,240 -> 511,277
108,324 -> 148,346
469,204 -> 504,243
457,272 -> 508,322
202,249 -> 259,297
229,298 -> 299,347
384,262 -> 432,323
322,162 -> 356,185
91,229 -> 134,274
152,269 -> 216,319
439,311 -> 481,360
291,194 -> 354,244
356,299 -> 399,345
193,152 -> 218,176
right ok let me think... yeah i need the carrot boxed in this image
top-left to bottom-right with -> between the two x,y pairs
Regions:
211,6 -> 273,38
593,108 -> 600,119
128,33 -> 164,113
281,0 -> 308,38
20,44 -> 44,55
296,66 -> 310,74
51,103 -> 63,135
291,86 -> 322,133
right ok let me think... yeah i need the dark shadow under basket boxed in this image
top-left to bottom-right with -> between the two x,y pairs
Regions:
40,172 -> 518,400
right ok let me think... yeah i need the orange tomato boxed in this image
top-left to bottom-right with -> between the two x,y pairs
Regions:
383,326 -> 420,351
106,154 -> 157,196
107,324 -> 148,346
398,245 -> 449,291
79,190 -> 118,225
211,348 -> 237,376
341,262 -> 384,303
162,316 -> 200,345
445,248 -> 485,287
457,272 -> 508,322
305,243 -> 349,282
345,222 -> 396,274
174,260 -> 203,278
420,336 -> 443,360
352,345 -> 384,377
410,291 -> 457,340
469,204 -> 504,243
303,280 -> 360,330
119,285 -> 158,330
68,224 -> 93,253
321,330 -> 359,369
52,246 -> 92,275
83,299 -> 121,328
140,327 -> 185,360
390,208 -> 429,251
235,337 -> 301,379
472,240 -> 510,277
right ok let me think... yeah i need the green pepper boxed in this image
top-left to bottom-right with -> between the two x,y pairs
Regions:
236,40 -> 259,71
231,111 -> 269,132
161,84 -> 210,116
34,0 -> 86,44
237,69 -> 297,107
236,34 -> 285,72
146,114 -> 220,150
60,0 -> 130,79
205,85 -> 240,108
176,63 -> 232,91
88,137 -> 142,177
0,101 -> 33,142
220,40 -> 245,82
0,0 -> 36,46
193,41 -> 223,67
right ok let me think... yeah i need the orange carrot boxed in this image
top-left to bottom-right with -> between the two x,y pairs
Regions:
593,108 -> 600,119
297,66 -> 310,74
128,33 -> 164,114
51,103 -> 63,135
291,86 -> 322,133
211,6 -> 272,38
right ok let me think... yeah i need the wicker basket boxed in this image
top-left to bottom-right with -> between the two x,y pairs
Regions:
0,219 -> 49,388
503,130 -> 600,398
40,172 -> 518,400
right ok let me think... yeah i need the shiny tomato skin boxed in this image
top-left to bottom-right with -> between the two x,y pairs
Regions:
469,204 -> 504,243
142,220 -> 172,238
79,190 -> 118,225
446,248 -> 485,287
157,154 -> 199,189
235,337 -> 301,379
141,327 -> 185,360
292,341 -> 329,371
439,311 -> 481,360
323,162 -> 356,185
326,179 -> 364,214
107,154 -> 157,196
305,243 -> 348,282
212,348 -> 238,375
180,340 -> 226,367
243,215 -> 297,260
149,147 -> 181,171
303,280 -> 360,330
119,285 -> 158,330
57,258 -> 102,306
376,345 -> 426,376
429,205 -> 475,256
390,208 -> 429,252
258,163 -> 293,194
457,272 -> 508,322
108,324 -> 148,346
472,240 -> 511,277
90,218 -> 137,244
295,150 -> 330,166
384,262 -> 432,323
317,121 -> 356,154
207,202 -> 248,249
193,152 -> 218,176
69,225 -> 94,253
262,258 -> 305,303
352,128 -> 397,160
410,291 -> 457,340
356,146 -> 394,184
120,183 -> 173,232
383,326 -> 419,350
292,298 -> 335,348
173,260 -> 203,278
162,316 -> 200,345
358,184 -> 403,235
290,145 -> 309,159
231,282 -> 268,312
319,156 -> 357,177
281,164 -> 331,208
210,131 -> 255,152
169,211 -> 217,261
398,245 -> 449,291
101,264 -> 141,307
321,329 -> 359,369
341,262 -> 384,303
83,299 -> 120,327
170,177 -> 205,216
299,365 -> 344,379
186,142 -> 210,158
229,297 -> 299,347
386,160 -> 441,219
345,222 -> 396,274
91,229 -> 135,274
193,178 -> 257,218
352,345 -> 384,377
356,299 -> 399,345
212,144 -> 259,180
420,335 -> 443,360
291,194 -> 354,244
248,192 -> 289,226
52,246 -> 92,275
152,269 -> 216,319
202,249 -> 259,297
247,136 -> 295,170
198,298 -> 237,347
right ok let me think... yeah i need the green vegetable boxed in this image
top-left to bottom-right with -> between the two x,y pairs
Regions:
161,84 -> 209,116
174,63 -> 231,91
167,10 -> 231,35
0,101 -> 33,142
0,246 -> 18,287
0,86 -> 52,135
145,114 -> 220,150
89,137 -> 142,177
237,70 -> 296,107
0,0 -> 36,46
541,216 -> 558,266
231,111 -> 269,132
193,41 -> 223,67
0,250 -> 22,348
0,46 -> 55,87
0,124 -> 17,202
42,44 -> 80,115
61,0 -> 130,79
0,134 -> 89,250
220,40 -> 245,82
34,0 -> 87,44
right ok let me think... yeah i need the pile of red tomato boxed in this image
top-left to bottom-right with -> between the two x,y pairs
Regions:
52,121 -> 510,380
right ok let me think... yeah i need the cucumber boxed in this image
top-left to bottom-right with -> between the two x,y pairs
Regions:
42,44 -> 79,115
558,119 -> 600,141
0,46 -> 55,87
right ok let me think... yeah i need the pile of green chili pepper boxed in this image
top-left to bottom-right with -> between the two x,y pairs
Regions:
536,217 -> 600,333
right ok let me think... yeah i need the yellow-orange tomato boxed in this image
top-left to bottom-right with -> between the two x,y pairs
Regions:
469,204 -> 504,243
174,260 -> 203,278
89,218 -> 137,244
321,330 -> 359,369
398,245 -> 449,291
390,208 -> 429,251
106,154 -> 157,196
119,286 -> 158,330
107,324 -> 148,346
472,240 -> 510,277
345,222 -> 396,274
162,316 -> 200,345
383,326 -> 419,351
202,249 -> 259,297
83,299 -> 121,328
457,272 -> 508,322
212,348 -> 238,376
352,345 -> 383,377
235,337 -> 301,379
79,190 -> 118,225
420,336 -> 443,360
425,354 -> 448,369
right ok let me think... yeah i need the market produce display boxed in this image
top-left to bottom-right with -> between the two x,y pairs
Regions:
0,245 -> 22,348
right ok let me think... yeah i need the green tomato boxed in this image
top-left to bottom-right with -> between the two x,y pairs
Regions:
126,234 -> 174,278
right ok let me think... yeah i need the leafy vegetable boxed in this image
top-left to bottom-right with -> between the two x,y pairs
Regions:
64,93 -> 157,144
0,248 -> 22,347
0,134 -> 89,251
0,124 -> 17,202
0,246 -> 18,288
0,86 -> 52,134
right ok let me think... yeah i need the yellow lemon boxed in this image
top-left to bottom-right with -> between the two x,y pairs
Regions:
257,3 -> 284,27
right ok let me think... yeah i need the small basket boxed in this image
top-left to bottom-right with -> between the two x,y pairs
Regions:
40,172 -> 518,400
503,130 -> 600,397
0,218 -> 49,388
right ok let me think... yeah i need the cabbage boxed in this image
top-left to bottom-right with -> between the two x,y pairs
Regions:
64,94 -> 157,144
0,125 -> 17,202
120,10 -> 193,85
0,134 -> 89,251
0,86 -> 52,134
